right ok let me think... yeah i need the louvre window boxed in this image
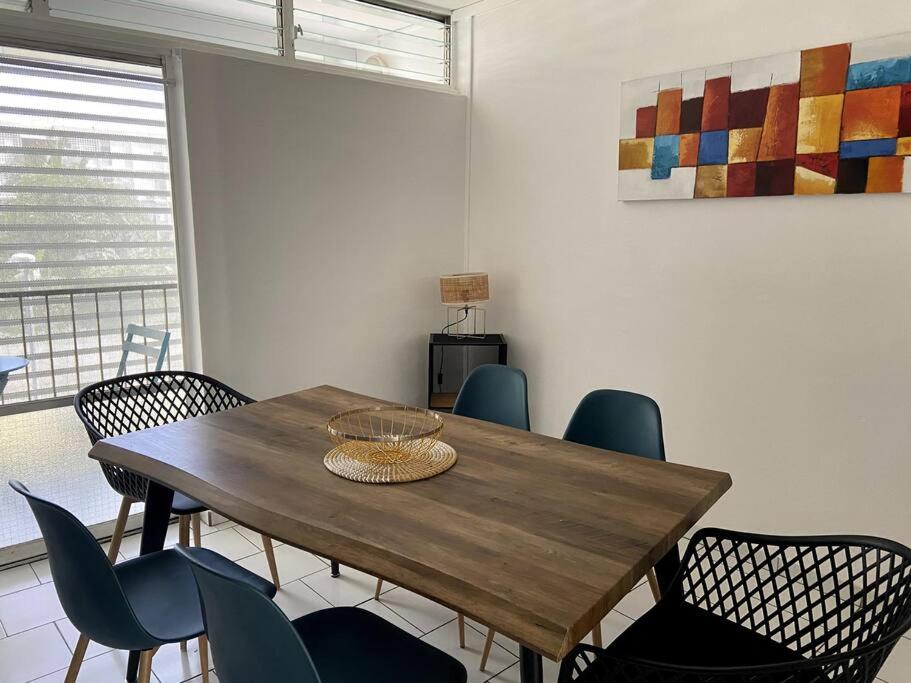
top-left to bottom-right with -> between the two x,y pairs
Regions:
0,47 -> 182,406
294,0 -> 450,85
48,0 -> 283,55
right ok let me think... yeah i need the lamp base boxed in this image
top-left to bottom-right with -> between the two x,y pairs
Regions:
445,306 -> 486,339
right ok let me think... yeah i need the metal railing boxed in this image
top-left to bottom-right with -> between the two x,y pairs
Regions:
0,282 -> 182,414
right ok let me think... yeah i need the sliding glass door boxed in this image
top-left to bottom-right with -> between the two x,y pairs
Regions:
0,45 -> 183,555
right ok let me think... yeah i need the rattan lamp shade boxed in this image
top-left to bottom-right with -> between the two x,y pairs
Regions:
440,273 -> 489,306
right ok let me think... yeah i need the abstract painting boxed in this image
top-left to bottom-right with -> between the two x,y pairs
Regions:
618,33 -> 911,200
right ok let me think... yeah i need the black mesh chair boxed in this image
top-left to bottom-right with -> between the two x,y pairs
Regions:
559,528 -> 911,682
74,371 -> 281,588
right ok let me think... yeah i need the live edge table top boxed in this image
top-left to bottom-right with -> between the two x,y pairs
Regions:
89,384 -> 732,660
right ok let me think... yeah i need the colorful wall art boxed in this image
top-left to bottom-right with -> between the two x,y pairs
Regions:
618,33 -> 911,200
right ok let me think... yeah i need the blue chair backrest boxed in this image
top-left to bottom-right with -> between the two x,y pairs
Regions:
452,364 -> 530,431
8,481 -> 153,650
117,324 -> 170,377
563,390 -> 665,461
176,546 -> 321,683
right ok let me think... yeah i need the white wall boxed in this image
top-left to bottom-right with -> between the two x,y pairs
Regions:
465,0 -> 911,545
182,51 -> 467,406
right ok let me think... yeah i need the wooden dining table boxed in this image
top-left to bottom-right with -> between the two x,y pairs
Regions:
90,384 -> 732,683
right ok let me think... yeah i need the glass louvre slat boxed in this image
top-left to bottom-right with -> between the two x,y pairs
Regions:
294,0 -> 450,85
48,0 -> 283,55
295,27 -> 448,63
0,47 -> 183,407
296,49 -> 446,84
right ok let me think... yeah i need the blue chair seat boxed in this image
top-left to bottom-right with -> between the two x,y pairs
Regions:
171,492 -> 207,515
291,606 -> 467,683
115,547 -> 276,645
114,550 -> 205,643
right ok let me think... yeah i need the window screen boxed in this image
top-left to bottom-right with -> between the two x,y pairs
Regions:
0,47 -> 183,405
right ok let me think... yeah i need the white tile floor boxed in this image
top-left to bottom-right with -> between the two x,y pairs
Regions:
0,517 -> 907,683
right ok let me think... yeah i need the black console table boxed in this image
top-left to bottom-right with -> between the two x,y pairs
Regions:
428,333 -> 507,412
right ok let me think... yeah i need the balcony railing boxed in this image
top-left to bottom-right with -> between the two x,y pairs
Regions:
0,283 -> 182,414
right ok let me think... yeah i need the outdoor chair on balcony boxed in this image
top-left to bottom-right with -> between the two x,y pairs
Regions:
117,323 -> 171,377
558,527 -> 911,683
74,372 -> 282,591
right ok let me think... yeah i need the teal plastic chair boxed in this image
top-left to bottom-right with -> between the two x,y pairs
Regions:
564,390 -> 665,648
378,363 -> 531,664
480,389 -> 666,670
177,546 -> 467,683
452,364 -> 530,430
563,389 -> 664,462
117,324 -> 170,377
10,480 -> 274,683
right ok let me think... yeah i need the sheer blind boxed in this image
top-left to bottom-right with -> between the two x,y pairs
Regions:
294,0 -> 450,84
0,47 -> 182,405
48,0 -> 283,55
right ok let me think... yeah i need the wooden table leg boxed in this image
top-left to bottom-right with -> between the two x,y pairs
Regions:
126,481 -> 174,682
653,542 -> 682,600
519,646 -> 543,683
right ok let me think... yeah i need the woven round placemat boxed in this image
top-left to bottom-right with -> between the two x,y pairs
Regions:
324,438 -> 457,484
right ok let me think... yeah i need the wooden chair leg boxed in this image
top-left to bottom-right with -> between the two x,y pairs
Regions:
374,578 -> 384,600
191,513 -> 202,548
480,627 -> 495,671
177,515 -> 191,651
137,649 -> 154,683
457,613 -> 465,648
262,535 -> 280,588
591,622 -> 603,647
178,515 -> 190,547
64,633 -> 90,683
107,497 -> 133,562
646,568 -> 661,602
198,634 -> 210,683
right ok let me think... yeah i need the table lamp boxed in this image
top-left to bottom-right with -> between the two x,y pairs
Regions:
439,272 -> 489,338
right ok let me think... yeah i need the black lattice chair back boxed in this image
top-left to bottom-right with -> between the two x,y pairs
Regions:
75,372 -> 252,501
562,528 -> 911,682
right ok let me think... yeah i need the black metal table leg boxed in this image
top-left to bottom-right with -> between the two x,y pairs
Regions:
126,481 -> 174,682
654,542 -> 682,600
330,560 -> 340,577
519,646 -> 544,683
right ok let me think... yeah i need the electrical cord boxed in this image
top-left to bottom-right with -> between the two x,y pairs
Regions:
437,307 -> 470,390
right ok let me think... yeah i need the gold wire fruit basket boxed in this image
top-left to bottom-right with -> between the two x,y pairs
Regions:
324,406 -> 457,484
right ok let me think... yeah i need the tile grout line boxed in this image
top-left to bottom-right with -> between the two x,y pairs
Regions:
53,619 -> 74,656
372,592 -> 456,637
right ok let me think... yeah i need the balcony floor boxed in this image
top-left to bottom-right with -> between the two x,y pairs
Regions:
0,407 -> 125,552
